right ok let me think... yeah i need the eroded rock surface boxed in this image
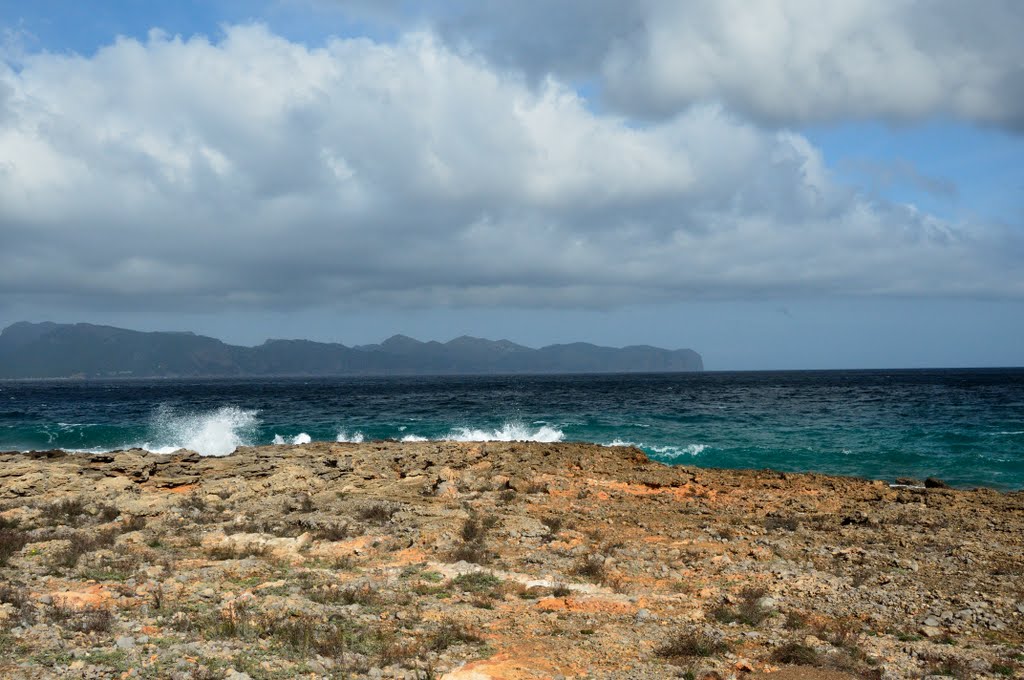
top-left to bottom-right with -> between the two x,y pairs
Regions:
0,441 -> 1021,679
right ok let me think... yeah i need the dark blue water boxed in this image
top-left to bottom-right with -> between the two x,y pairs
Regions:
2,369 -> 1023,489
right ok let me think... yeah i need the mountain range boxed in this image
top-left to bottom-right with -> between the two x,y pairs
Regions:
0,322 -> 702,378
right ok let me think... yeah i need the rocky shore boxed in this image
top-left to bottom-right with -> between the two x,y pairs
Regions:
0,441 -> 1021,679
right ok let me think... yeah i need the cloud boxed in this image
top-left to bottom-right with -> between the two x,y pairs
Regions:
0,25 -> 1020,314
602,0 -> 1024,128
348,0 -> 1024,129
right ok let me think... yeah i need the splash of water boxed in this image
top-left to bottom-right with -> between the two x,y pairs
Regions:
400,422 -> 565,443
145,406 -> 259,456
272,432 -> 312,445
336,430 -> 365,443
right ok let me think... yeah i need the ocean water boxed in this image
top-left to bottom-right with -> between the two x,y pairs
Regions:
1,370 -> 1022,490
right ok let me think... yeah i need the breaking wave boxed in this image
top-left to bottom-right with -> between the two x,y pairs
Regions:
399,434 -> 428,442
144,406 -> 260,457
273,432 -> 312,445
336,430 -> 365,443
399,422 -> 564,443
606,439 -> 708,458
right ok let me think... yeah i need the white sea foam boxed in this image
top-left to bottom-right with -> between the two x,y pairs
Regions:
336,430 -> 365,443
604,440 -> 708,458
655,443 -> 708,458
398,422 -> 564,443
273,432 -> 312,445
397,432 -> 425,444
445,423 -> 564,442
143,406 -> 259,457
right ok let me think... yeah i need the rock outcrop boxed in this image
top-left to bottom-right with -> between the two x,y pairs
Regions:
0,442 -> 1021,679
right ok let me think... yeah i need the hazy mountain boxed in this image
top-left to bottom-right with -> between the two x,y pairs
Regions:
0,322 -> 703,378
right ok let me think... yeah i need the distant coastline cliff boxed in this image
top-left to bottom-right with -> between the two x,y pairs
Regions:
0,322 -> 703,379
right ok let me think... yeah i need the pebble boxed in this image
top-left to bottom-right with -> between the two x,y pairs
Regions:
115,636 -> 136,650
634,608 -> 654,623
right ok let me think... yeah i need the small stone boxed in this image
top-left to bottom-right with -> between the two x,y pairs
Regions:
38,595 -> 52,605
923,616 -> 941,627
919,625 -> 943,638
224,671 -> 253,680
634,608 -> 654,623
115,636 -> 136,650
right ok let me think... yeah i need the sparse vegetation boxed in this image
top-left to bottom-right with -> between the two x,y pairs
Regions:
429,617 -> 482,651
47,601 -> 113,633
709,586 -> 772,626
656,631 -> 730,660
574,553 -> 606,583
771,641 -> 819,665
451,513 -> 497,564
0,439 -> 1019,679
52,527 -> 121,569
524,480 -> 549,494
764,515 -> 800,532
357,502 -> 398,524
205,542 -> 271,561
452,571 -> 502,595
541,515 -> 562,535
314,521 -> 351,541
41,498 -> 87,526
0,529 -> 28,567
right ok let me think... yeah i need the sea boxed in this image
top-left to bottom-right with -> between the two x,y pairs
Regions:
2,369 -> 1023,490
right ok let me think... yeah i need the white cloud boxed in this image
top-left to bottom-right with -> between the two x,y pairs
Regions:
0,24 -> 1019,313
368,0 -> 1024,128
601,0 -> 1024,127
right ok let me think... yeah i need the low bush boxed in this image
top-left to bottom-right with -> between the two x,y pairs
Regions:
452,571 -> 502,594
764,516 -> 800,532
357,503 -> 397,524
41,498 -> 87,526
709,586 -> 772,627
574,553 -> 606,583
771,641 -> 819,665
0,529 -> 28,567
655,631 -> 729,660
429,618 -> 482,651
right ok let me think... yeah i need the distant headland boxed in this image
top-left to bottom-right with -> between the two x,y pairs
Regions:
0,322 -> 703,379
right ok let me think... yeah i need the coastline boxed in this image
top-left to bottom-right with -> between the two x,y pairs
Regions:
1,441 -> 1021,679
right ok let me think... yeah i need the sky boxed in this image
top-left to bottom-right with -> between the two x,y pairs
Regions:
1,1 -> 1022,370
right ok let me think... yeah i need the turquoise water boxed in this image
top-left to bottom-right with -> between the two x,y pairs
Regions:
2,369 -> 1022,489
